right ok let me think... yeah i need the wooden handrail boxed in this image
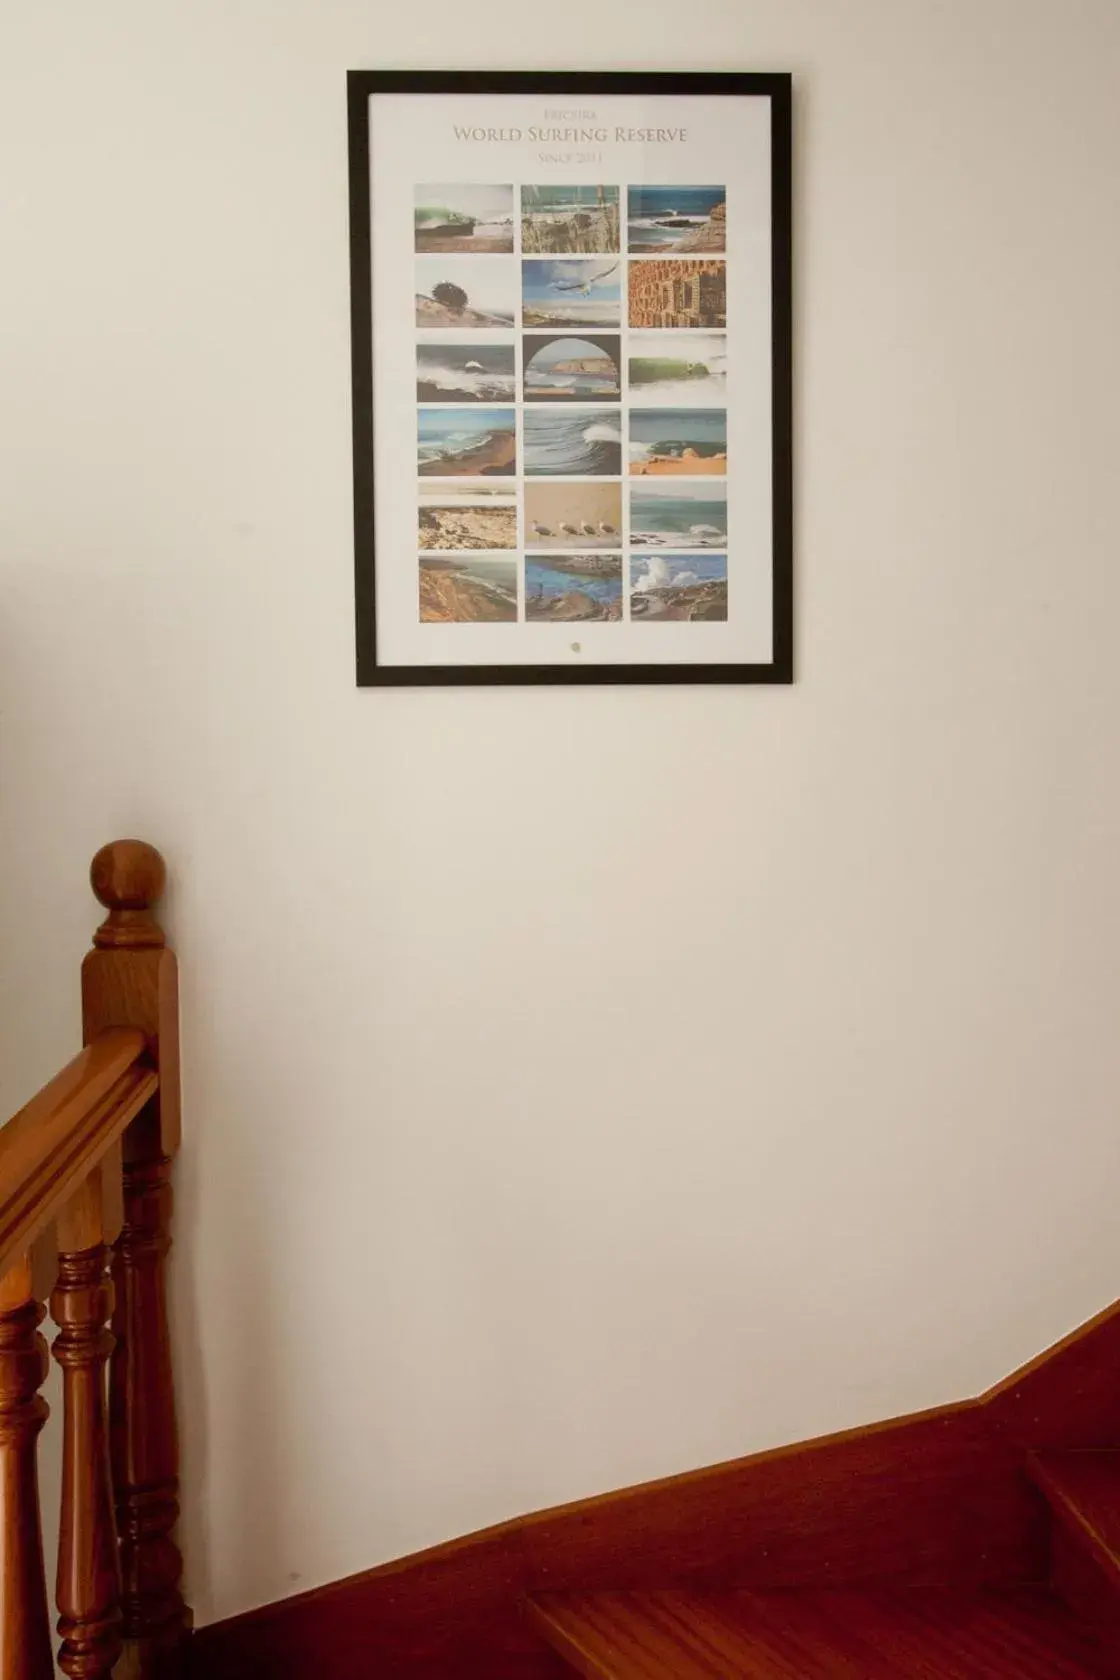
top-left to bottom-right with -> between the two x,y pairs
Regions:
0,1030 -> 157,1279
0,841 -> 187,1680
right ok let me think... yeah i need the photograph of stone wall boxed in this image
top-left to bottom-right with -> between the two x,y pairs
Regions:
628,260 -> 726,330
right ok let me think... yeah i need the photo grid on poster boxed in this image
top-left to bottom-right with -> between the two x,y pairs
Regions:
414,181 -> 728,627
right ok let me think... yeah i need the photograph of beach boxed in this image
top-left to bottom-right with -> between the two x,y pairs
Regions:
417,408 -> 516,477
525,482 -> 622,549
630,553 -> 728,620
630,409 -> 727,476
521,260 -> 621,329
416,257 -> 517,327
416,342 -> 516,403
523,409 -> 622,476
523,334 -> 621,402
629,481 -> 728,548
628,186 -> 726,253
628,260 -> 726,330
526,557 -> 622,622
418,484 -> 517,551
415,185 -> 514,253
629,333 -> 727,404
521,185 -> 620,254
419,555 -> 518,623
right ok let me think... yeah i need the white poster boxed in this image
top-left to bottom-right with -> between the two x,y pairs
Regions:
349,75 -> 791,684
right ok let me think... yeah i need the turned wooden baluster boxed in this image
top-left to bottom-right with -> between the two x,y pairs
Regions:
0,1256 -> 53,1680
52,1176 -> 122,1680
83,842 -> 187,1679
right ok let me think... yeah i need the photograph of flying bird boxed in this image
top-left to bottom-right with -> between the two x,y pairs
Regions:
522,259 -> 622,328
550,261 -> 620,295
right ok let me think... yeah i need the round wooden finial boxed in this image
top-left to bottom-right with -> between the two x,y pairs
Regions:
90,840 -> 167,948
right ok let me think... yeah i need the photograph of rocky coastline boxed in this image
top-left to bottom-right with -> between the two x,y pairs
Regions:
630,553 -> 728,621
525,482 -> 622,549
415,185 -> 514,253
628,186 -> 726,253
522,185 -> 620,254
629,409 -> 727,476
628,260 -> 726,330
523,334 -> 621,402
417,408 -> 516,477
418,495 -> 517,551
416,342 -> 516,403
415,257 -> 517,327
419,555 -> 518,622
526,556 -> 622,622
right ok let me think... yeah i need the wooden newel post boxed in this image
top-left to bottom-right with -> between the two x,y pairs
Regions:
82,842 -> 188,1679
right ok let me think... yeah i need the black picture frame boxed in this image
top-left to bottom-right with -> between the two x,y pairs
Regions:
348,70 -> 792,687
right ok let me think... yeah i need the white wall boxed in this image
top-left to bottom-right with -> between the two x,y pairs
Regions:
2,0 -> 1119,1629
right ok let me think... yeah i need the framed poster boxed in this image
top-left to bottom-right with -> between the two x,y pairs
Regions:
347,71 -> 792,686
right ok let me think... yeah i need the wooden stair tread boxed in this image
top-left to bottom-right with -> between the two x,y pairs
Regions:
1030,1450 -> 1120,1574
528,1587 -> 1108,1678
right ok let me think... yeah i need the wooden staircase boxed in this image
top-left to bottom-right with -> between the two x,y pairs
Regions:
529,1587 -> 1104,1677
526,1453 -> 1120,1676
14,853 -> 1120,1680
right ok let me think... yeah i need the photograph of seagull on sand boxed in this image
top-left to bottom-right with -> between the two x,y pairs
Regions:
629,481 -> 728,548
523,410 -> 622,476
522,185 -> 620,254
414,185 -> 514,253
523,334 -> 621,402
416,343 -> 515,404
522,260 -> 621,329
628,186 -> 726,253
526,557 -> 622,622
525,482 -> 621,550
630,553 -> 727,621
418,483 -> 517,551
419,555 -> 518,623
629,334 -> 727,405
415,258 -> 516,328
417,408 -> 516,477
630,410 -> 726,476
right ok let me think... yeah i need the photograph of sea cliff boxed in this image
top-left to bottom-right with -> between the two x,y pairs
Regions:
526,556 -> 622,622
415,185 -> 514,253
630,553 -> 727,620
418,485 -> 517,551
416,342 -> 516,403
523,409 -> 622,476
628,260 -> 726,330
628,187 -> 726,253
523,334 -> 621,402
522,185 -> 620,254
629,333 -> 727,404
419,556 -> 517,622
525,482 -> 621,549
629,409 -> 727,476
416,258 -> 516,327
522,260 -> 621,328
417,408 -> 516,477
629,482 -> 728,548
